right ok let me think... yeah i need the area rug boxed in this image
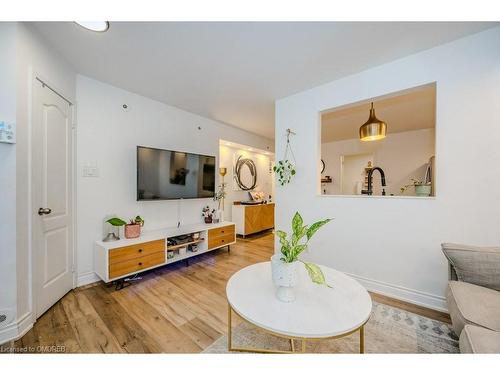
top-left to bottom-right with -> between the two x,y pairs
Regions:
203,302 -> 459,353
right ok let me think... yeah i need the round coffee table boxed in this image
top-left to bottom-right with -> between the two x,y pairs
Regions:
226,261 -> 372,353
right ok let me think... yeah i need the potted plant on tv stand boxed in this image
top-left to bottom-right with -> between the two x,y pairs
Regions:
202,206 -> 215,224
104,215 -> 144,240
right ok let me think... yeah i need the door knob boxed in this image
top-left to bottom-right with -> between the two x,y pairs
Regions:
38,208 -> 52,215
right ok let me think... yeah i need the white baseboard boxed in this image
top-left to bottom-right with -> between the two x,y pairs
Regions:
77,271 -> 100,287
0,312 -> 33,346
345,272 -> 448,312
0,321 -> 19,346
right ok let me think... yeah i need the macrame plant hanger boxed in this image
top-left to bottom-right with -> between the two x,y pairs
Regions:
284,128 -> 297,165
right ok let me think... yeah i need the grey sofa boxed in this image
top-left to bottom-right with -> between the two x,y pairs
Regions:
442,243 -> 500,353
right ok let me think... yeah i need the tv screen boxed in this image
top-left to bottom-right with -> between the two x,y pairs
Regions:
137,146 -> 216,200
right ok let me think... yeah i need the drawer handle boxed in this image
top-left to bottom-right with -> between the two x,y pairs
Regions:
222,239 -> 225,243
138,262 -> 143,266
221,230 -> 225,233
138,249 -> 143,253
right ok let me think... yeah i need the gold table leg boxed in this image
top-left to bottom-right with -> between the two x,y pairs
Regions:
360,325 -> 365,353
227,301 -> 367,354
228,303 -> 232,351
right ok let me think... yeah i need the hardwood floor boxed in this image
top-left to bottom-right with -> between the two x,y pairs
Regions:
1,232 -> 450,353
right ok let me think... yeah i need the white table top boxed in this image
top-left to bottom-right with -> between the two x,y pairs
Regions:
226,262 -> 372,339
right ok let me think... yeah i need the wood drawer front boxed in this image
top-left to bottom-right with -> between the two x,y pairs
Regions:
208,225 -> 235,239
109,252 -> 165,279
245,204 -> 274,234
208,233 -> 235,250
109,239 -> 165,264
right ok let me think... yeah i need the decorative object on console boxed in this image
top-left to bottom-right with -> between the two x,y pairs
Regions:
273,212 -> 332,302
273,128 -> 296,186
103,217 -> 127,241
124,215 -> 145,239
400,178 -> 432,197
249,191 -> 264,202
214,167 -> 228,222
202,206 -> 216,223
234,155 -> 257,191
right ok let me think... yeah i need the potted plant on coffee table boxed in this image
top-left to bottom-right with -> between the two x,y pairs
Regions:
273,212 -> 332,302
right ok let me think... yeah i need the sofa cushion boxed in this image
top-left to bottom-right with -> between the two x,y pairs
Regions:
442,243 -> 500,291
459,325 -> 500,353
446,281 -> 500,335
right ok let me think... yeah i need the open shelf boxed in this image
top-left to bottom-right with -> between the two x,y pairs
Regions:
166,238 -> 204,251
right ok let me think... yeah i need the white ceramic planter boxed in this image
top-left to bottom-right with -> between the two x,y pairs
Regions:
271,255 -> 299,302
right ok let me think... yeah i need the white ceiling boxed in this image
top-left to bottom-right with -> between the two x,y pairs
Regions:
322,83 -> 436,143
32,22 -> 496,139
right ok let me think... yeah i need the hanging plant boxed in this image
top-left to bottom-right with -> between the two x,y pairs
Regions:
273,160 -> 296,186
273,129 -> 297,186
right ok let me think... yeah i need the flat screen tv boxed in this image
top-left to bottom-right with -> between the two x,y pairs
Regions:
137,146 -> 216,200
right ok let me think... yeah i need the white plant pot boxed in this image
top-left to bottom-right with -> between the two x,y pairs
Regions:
271,255 -> 299,302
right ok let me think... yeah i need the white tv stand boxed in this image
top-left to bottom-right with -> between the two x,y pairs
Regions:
94,221 -> 236,286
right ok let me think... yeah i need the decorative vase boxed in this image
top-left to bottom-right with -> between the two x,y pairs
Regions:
124,223 -> 141,239
271,254 -> 299,302
204,216 -> 212,224
415,184 -> 432,197
217,209 -> 224,223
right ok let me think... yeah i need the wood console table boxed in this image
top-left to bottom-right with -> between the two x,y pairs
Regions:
232,202 -> 274,237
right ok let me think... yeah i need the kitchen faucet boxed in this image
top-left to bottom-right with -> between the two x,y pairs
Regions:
361,167 -> 386,196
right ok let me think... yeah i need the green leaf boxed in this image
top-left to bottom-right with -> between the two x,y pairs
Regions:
106,217 -> 127,226
276,230 -> 287,240
292,212 -> 303,237
306,218 -> 332,240
302,262 -> 331,287
291,244 -> 307,259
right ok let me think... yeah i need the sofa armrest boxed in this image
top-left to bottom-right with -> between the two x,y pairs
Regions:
442,243 -> 500,291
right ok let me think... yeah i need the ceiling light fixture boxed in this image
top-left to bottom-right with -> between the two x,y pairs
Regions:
359,102 -> 387,142
75,21 -> 109,32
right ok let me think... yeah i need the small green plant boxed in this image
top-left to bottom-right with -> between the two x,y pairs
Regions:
273,160 -> 296,186
213,182 -> 227,209
276,212 -> 332,287
133,215 -> 145,226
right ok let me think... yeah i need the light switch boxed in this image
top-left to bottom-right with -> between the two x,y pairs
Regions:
0,121 -> 15,144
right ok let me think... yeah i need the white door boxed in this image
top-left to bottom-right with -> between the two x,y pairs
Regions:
32,80 -> 74,318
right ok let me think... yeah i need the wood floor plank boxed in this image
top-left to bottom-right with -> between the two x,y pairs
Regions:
111,287 -> 202,353
61,291 -> 124,353
81,286 -> 162,353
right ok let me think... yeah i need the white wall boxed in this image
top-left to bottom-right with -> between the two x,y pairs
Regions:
219,145 -> 274,220
0,22 -> 18,339
76,75 -> 273,285
275,27 -> 500,311
322,128 -> 435,195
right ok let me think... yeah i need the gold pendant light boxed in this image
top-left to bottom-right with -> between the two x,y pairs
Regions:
359,102 -> 387,142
